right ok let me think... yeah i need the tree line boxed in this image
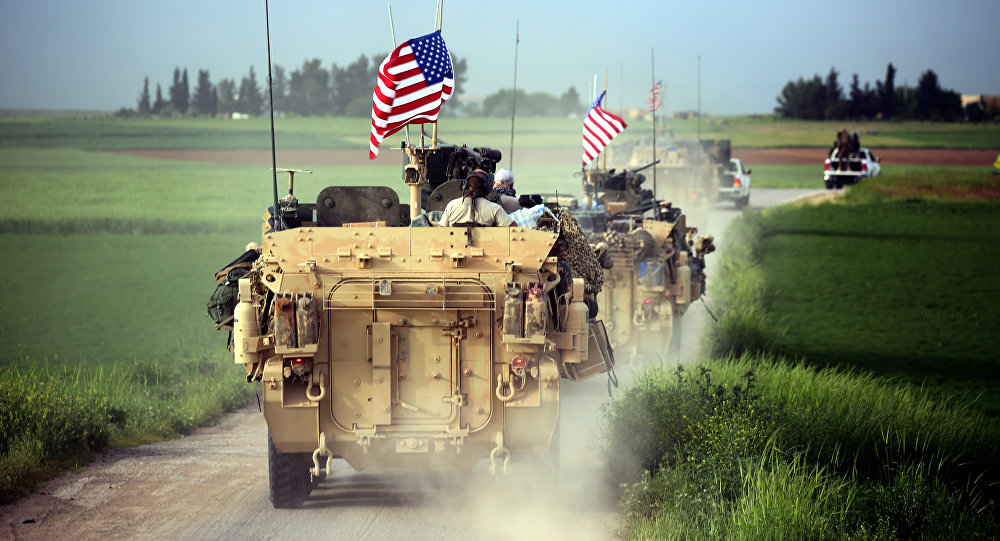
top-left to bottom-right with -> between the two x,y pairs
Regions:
775,63 -> 992,122
123,53 -> 582,118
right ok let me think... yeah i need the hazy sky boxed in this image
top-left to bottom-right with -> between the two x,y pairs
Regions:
1,0 -> 998,115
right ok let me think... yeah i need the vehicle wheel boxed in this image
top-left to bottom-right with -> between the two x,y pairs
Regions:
834,179 -> 843,190
825,180 -> 833,190
735,195 -> 749,209
268,431 -> 313,508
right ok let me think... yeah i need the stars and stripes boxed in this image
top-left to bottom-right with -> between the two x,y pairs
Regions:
647,80 -> 662,112
369,30 -> 454,159
582,91 -> 627,166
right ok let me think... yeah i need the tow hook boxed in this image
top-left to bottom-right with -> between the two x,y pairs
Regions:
311,432 -> 333,478
489,433 -> 510,475
495,373 -> 516,402
306,372 -> 326,402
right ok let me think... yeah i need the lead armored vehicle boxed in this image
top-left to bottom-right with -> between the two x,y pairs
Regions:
210,142 -> 616,508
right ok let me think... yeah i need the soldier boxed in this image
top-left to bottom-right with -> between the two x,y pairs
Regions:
492,169 -> 521,213
439,169 -> 515,227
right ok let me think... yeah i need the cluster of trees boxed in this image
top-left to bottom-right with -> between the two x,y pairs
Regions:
125,52 -> 583,119
775,64 -> 983,122
126,52 -> 468,118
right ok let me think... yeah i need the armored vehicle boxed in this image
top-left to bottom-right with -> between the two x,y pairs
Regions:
210,143 -> 616,508
587,200 -> 713,359
566,164 -> 715,359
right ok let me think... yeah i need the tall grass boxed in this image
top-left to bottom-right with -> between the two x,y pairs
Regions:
603,357 -> 1000,539
0,356 -> 254,502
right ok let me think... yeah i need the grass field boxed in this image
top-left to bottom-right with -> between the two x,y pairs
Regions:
3,115 -> 999,151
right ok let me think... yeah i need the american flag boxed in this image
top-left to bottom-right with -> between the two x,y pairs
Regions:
582,91 -> 627,166
647,80 -> 662,112
369,30 -> 454,159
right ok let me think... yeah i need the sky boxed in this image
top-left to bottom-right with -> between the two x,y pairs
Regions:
1,0 -> 998,116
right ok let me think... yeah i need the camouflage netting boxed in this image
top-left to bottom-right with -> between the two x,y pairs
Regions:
556,208 -> 604,295
590,229 -> 656,260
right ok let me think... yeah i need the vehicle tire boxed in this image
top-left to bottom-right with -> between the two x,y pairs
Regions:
825,180 -> 833,190
268,431 -> 313,508
735,195 -> 749,209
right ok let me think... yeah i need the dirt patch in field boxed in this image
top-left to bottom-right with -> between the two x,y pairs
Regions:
733,148 -> 997,166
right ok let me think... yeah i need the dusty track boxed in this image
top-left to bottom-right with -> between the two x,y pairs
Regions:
111,147 -> 995,167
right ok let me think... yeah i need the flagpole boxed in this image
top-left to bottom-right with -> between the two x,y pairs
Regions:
509,19 -> 519,171
431,0 -> 444,149
387,3 -> 410,148
651,49 -> 657,200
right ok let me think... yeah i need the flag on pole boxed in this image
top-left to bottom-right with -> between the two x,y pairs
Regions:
647,80 -> 662,112
582,91 -> 627,166
369,30 -> 454,159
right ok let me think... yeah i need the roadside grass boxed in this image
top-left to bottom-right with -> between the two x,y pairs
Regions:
603,357 -> 1000,539
0,356 -> 254,503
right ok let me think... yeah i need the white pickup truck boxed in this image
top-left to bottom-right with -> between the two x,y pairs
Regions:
717,158 -> 751,208
824,147 -> 880,189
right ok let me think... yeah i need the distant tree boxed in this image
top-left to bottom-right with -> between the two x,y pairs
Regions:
191,69 -> 216,116
877,63 -> 897,119
914,70 -> 943,120
331,55 -> 376,115
237,66 -> 263,115
775,75 -> 825,119
180,69 -> 190,114
137,77 -> 151,115
152,83 -> 167,115
847,74 -> 863,119
442,54 -> 468,116
558,86 -> 582,116
217,78 -> 237,115
266,64 -> 287,114
288,59 -> 331,116
895,84 -> 916,119
169,67 -> 190,115
823,67 -> 846,119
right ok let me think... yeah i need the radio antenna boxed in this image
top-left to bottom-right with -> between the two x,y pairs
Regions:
265,0 -> 284,231
509,19 -> 519,170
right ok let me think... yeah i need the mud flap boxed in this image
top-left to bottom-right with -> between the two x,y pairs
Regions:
569,321 -> 615,381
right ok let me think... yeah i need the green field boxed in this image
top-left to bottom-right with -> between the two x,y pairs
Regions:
3,115 -> 999,151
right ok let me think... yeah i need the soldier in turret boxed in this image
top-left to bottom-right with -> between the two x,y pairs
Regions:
439,169 -> 515,227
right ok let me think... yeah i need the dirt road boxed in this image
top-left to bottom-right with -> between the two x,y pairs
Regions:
1,189 -> 823,541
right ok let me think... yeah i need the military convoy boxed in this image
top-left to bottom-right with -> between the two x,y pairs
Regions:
569,164 -> 715,359
209,142 -> 616,508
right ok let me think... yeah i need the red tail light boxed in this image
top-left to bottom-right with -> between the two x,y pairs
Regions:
290,357 -> 311,376
734,178 -> 741,187
512,356 -> 525,368
824,162 -> 830,171
862,163 -> 868,172
644,298 -> 652,305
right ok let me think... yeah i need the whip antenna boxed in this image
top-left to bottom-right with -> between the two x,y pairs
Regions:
509,19 -> 519,170
265,0 -> 284,231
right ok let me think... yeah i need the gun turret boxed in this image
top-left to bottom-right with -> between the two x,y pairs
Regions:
629,159 -> 661,174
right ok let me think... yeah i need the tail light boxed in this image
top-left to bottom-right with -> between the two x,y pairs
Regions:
862,163 -> 868,172
290,357 -> 311,377
643,298 -> 652,305
824,162 -> 830,171
511,356 -> 525,368
734,178 -> 741,187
